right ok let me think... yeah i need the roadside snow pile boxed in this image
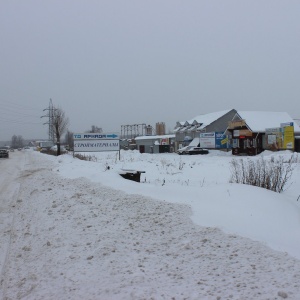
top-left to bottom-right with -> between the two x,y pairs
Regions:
56,150 -> 300,260
2,150 -> 300,299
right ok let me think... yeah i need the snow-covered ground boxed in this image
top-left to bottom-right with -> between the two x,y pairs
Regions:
0,149 -> 300,299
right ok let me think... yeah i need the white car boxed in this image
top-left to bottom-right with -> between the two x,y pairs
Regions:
50,145 -> 66,151
176,146 -> 193,155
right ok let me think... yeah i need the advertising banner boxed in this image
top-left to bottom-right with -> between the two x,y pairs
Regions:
200,132 -> 215,148
265,125 -> 294,150
265,128 -> 283,150
74,139 -> 120,152
215,132 -> 229,148
283,126 -> 294,149
267,134 -> 277,145
199,132 -> 230,149
160,138 -> 169,145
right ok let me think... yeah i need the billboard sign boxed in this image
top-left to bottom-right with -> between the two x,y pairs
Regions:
74,139 -> 120,152
199,132 -> 230,149
283,126 -> 294,149
200,132 -> 215,148
265,125 -> 294,150
73,133 -> 120,153
215,132 -> 229,148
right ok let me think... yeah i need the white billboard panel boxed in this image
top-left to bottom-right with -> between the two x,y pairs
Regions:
74,139 -> 120,152
200,132 -> 215,148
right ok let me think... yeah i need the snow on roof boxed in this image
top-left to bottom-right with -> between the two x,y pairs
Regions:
237,111 -> 300,133
135,134 -> 175,140
186,109 -> 233,127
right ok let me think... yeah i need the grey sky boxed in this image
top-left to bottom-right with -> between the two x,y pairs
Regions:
1,0 -> 300,141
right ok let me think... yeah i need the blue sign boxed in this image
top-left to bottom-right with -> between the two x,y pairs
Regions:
215,132 -> 230,149
107,134 -> 118,138
74,133 -> 119,140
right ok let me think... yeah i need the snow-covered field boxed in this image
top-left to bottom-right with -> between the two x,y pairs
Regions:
0,149 -> 300,299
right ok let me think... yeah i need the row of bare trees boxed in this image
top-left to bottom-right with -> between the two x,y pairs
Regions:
11,135 -> 24,149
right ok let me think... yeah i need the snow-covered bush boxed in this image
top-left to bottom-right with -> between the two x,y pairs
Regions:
229,154 -> 296,193
74,153 -> 98,162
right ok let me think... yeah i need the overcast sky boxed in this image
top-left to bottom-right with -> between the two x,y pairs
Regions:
1,0 -> 300,141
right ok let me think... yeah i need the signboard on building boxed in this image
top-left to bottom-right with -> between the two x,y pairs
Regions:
199,132 -> 230,149
228,119 -> 246,129
200,132 -> 215,148
280,122 -> 294,128
215,132 -> 230,149
283,126 -> 294,149
160,138 -> 169,145
265,124 -> 294,150
233,129 -> 252,137
265,127 -> 283,150
267,134 -> 277,145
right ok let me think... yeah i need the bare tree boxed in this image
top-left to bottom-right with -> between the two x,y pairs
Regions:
11,135 -> 18,149
64,130 -> 74,150
17,135 -> 24,148
52,107 -> 69,156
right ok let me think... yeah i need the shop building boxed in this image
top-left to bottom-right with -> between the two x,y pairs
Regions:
228,111 -> 300,155
174,109 -> 237,150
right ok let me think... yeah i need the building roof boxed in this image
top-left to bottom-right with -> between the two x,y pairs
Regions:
174,109 -> 234,132
135,134 -> 175,141
236,111 -> 300,133
187,109 -> 233,126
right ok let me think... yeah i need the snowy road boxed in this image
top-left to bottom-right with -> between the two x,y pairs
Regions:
0,151 -> 25,300
1,151 -> 300,299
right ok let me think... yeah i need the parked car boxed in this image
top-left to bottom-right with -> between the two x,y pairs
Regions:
0,147 -> 9,158
176,146 -> 193,155
187,147 -> 209,155
50,145 -> 66,151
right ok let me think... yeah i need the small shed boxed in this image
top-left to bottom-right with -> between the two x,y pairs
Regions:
135,134 -> 175,154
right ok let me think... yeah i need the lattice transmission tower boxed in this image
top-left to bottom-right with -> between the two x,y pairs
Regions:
41,99 -> 56,143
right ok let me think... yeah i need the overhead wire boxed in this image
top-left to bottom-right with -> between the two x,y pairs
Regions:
0,98 -> 46,125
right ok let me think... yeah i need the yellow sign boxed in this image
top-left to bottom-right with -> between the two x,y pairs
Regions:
283,126 -> 294,149
221,138 -> 228,145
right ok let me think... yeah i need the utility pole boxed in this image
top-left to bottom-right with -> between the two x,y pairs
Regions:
41,99 -> 56,143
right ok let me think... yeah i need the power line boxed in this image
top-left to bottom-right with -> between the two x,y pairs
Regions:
0,98 -> 43,112
0,117 -> 43,125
